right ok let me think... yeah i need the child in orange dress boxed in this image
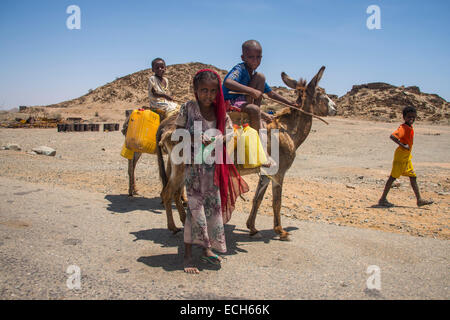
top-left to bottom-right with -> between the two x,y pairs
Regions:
378,106 -> 433,208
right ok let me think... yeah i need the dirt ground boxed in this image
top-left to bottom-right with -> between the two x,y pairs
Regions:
0,117 -> 449,240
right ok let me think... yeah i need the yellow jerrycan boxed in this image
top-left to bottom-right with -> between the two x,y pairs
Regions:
226,124 -> 240,157
120,143 -> 134,159
125,108 -> 160,154
236,124 -> 267,168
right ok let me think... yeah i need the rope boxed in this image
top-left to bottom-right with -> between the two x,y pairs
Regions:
228,91 -> 329,125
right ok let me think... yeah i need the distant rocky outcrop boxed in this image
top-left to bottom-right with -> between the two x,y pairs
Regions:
336,83 -> 449,123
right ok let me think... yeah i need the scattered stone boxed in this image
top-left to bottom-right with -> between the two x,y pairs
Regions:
4,144 -> 21,151
27,151 -> 37,155
117,268 -> 129,274
32,146 -> 56,156
63,238 -> 82,246
437,192 -> 450,196
346,184 -> 356,189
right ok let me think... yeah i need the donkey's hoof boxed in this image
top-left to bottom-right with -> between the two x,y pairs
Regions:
279,234 -> 291,241
249,232 -> 262,239
171,228 -> 182,235
128,189 -> 139,197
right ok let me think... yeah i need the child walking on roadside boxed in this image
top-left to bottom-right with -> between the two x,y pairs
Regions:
175,69 -> 249,274
378,106 -> 433,208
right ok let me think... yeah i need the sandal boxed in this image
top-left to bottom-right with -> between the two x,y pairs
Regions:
377,200 -> 394,208
201,254 -> 222,266
417,199 -> 433,207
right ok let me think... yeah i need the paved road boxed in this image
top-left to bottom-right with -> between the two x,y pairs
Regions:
0,176 -> 448,299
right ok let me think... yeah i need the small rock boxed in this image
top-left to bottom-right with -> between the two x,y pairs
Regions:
437,192 -> 450,196
27,151 -> 37,155
346,184 -> 356,189
32,146 -> 56,156
5,143 -> 21,151
63,238 -> 82,246
117,269 -> 129,274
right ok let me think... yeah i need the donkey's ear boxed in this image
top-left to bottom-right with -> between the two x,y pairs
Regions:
281,72 -> 298,89
307,66 -> 325,94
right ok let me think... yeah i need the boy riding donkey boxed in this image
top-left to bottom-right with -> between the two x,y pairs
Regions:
122,58 -> 180,196
223,40 -> 300,167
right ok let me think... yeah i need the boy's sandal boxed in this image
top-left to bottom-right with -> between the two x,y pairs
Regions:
417,199 -> 433,207
201,255 -> 221,266
377,200 -> 394,208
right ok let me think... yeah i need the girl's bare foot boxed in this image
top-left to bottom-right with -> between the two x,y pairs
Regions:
184,258 -> 200,274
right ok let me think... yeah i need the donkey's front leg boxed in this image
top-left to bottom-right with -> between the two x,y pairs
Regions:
272,174 -> 289,241
246,175 -> 271,237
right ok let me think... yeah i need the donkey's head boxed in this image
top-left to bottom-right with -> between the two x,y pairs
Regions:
281,66 -> 337,117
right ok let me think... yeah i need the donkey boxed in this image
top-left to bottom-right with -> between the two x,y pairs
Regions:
156,66 -> 336,240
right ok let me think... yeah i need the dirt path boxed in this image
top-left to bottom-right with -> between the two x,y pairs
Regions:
1,117 -> 449,239
0,117 -> 449,299
0,176 -> 448,299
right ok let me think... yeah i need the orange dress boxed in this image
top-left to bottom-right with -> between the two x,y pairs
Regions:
390,124 -> 416,178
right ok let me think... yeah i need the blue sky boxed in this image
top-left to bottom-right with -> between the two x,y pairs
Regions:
0,0 -> 449,109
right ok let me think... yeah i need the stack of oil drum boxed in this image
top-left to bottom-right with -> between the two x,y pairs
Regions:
57,123 -> 102,132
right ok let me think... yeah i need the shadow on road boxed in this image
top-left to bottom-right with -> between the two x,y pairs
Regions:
368,204 -> 431,210
104,194 -> 165,214
131,224 -> 299,272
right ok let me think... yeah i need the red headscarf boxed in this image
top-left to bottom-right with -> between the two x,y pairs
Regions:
194,69 -> 249,223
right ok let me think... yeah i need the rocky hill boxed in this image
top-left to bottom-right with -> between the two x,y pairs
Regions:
336,82 -> 449,123
9,62 -> 449,124
23,62 -> 299,122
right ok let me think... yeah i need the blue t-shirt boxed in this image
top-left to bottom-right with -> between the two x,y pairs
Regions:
223,63 -> 272,101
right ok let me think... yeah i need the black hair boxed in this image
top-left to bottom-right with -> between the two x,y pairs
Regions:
242,40 -> 262,53
151,57 -> 165,68
193,70 -> 219,91
402,106 -> 417,117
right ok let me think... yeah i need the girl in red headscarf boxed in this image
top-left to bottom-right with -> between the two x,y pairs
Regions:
174,69 -> 249,274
